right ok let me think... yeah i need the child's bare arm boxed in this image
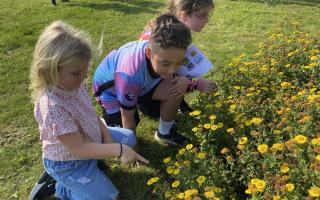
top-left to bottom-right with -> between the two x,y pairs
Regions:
98,118 -> 114,143
57,131 -> 148,164
197,78 -> 217,93
184,77 -> 217,93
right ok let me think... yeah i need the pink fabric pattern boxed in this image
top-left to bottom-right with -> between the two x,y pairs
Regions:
35,84 -> 102,161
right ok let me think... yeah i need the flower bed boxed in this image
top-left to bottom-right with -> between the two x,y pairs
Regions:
147,25 -> 320,199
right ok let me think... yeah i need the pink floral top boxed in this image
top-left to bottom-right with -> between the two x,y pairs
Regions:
35,84 -> 102,161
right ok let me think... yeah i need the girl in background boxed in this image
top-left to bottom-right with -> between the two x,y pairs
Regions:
139,0 -> 216,112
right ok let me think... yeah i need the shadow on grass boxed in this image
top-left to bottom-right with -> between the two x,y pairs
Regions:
230,0 -> 320,6
105,138 -> 179,200
110,169 -> 157,200
68,0 -> 164,14
138,136 -> 180,169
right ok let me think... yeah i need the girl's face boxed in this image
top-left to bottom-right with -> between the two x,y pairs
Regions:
58,59 -> 90,91
180,7 -> 213,32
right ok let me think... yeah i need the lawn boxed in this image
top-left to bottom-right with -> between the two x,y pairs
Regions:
0,0 -> 319,199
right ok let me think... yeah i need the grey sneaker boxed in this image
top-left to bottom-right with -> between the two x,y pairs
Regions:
154,126 -> 190,145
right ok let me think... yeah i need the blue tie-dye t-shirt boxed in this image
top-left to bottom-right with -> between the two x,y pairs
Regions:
93,41 -> 161,114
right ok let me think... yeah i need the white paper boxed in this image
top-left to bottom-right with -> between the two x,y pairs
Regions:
177,44 -> 213,78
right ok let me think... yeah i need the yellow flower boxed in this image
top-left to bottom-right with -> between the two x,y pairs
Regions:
186,144 -> 193,150
257,144 -> 268,154
196,176 -> 206,185
234,86 -> 241,90
147,177 -> 159,185
165,191 -> 171,198
273,195 -> 281,200
192,127 -> 198,132
163,157 -> 171,164
310,55 -> 318,60
204,123 -> 211,129
285,183 -> 295,192
281,81 -> 291,88
227,128 -> 235,134
166,166 -> 174,174
185,189 -> 198,196
255,180 -> 266,192
271,59 -> 278,66
280,163 -> 289,173
298,90 -> 306,96
204,191 -> 215,198
245,188 -> 252,194
308,94 -> 320,102
316,155 -> 320,161
172,180 -> 180,188
173,168 -> 180,175
239,137 -> 248,145
214,102 -> 222,108
305,63 -> 317,69
250,178 -> 259,184
308,186 -> 320,197
273,130 -> 281,135
220,147 -> 230,154
178,148 -> 186,155
239,67 -> 248,72
246,92 -> 253,97
272,143 -> 284,151
229,104 -> 236,112
190,110 -> 201,116
183,160 -> 191,166
237,144 -> 245,151
294,135 -> 307,144
299,115 -> 312,123
282,175 -> 289,181
177,192 -> 184,199
245,183 -> 256,194
245,120 -> 253,126
209,115 -> 217,120
251,117 -> 263,125
217,122 -> 224,128
260,65 -> 268,71
197,152 -> 206,159
211,125 -> 218,131
213,187 -> 222,193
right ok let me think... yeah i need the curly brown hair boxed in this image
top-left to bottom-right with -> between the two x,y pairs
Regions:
150,14 -> 191,50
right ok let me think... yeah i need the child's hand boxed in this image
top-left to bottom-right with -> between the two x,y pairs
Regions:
197,78 -> 217,93
169,76 -> 188,98
120,144 -> 149,165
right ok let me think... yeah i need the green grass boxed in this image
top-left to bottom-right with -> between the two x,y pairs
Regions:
0,0 -> 319,199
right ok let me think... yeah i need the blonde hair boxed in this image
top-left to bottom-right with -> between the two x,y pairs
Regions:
29,20 -> 92,103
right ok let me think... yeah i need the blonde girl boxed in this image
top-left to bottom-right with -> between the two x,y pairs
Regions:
29,20 -> 148,200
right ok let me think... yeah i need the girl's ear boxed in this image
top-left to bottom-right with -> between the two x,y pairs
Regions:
178,11 -> 189,23
146,46 -> 151,59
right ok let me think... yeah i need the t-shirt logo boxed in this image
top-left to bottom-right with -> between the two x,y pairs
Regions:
124,92 -> 135,102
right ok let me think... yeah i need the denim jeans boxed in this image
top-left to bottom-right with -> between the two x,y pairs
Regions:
44,127 -> 136,200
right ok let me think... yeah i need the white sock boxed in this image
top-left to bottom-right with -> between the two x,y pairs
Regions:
158,118 -> 174,135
